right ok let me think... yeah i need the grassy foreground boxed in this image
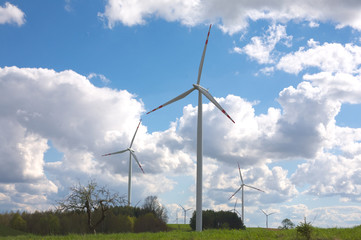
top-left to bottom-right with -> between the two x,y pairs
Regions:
0,225 -> 360,240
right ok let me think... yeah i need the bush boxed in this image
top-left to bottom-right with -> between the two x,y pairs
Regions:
296,218 -> 313,240
134,213 -> 167,233
189,210 -> 245,231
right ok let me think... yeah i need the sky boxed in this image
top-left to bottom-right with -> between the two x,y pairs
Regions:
1,0 -> 361,229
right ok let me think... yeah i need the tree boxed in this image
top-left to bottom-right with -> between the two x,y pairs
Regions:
57,179 -> 125,234
280,218 -> 295,229
10,213 -> 27,232
142,196 -> 168,223
133,213 -> 167,233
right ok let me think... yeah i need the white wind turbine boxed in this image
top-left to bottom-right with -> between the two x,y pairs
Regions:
229,163 -> 264,225
146,25 -> 235,231
178,204 -> 192,225
232,198 -> 241,216
261,209 -> 275,229
102,120 -> 144,206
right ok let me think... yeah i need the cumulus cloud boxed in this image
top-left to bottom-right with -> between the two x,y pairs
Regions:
1,63 -> 361,220
0,66 -> 194,211
0,2 -> 25,26
98,0 -> 361,33
0,66 -> 146,210
234,24 -> 292,64
277,42 -> 361,75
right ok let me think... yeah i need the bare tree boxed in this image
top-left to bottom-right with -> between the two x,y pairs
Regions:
57,179 -> 125,234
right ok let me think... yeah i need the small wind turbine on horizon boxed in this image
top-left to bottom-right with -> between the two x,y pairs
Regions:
146,24 -> 235,231
261,209 -> 275,229
229,162 -> 265,225
102,120 -> 144,206
232,198 -> 241,216
178,204 -> 192,225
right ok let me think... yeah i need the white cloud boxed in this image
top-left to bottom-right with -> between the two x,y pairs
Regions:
98,0 -> 200,29
0,66 -> 145,211
65,0 -> 73,12
257,66 -> 274,76
99,0 -> 361,34
303,72 -> 361,104
0,2 -> 25,26
87,72 -> 111,85
1,64 -> 361,224
277,42 -> 361,75
235,24 -> 292,64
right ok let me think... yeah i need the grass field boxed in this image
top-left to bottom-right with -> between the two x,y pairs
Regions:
1,225 -> 360,239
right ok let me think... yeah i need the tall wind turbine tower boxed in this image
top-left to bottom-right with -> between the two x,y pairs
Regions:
147,25 -> 235,231
102,120 -> 144,206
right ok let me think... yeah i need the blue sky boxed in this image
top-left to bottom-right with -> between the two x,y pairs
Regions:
1,0 -> 361,228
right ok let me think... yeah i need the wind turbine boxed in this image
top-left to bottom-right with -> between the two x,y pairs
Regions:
261,209 -> 275,229
146,24 -> 235,231
229,163 -> 264,225
102,120 -> 144,206
232,198 -> 241,216
178,204 -> 192,225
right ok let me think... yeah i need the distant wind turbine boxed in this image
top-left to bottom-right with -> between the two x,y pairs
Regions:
232,198 -> 241,216
147,25 -> 235,231
102,120 -> 144,206
261,209 -> 275,228
178,204 -> 192,225
229,163 -> 264,225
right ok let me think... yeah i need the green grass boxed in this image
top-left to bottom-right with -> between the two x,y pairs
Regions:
167,224 -> 192,231
0,226 -> 360,239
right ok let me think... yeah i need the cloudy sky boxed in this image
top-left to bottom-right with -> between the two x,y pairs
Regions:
1,0 -> 361,228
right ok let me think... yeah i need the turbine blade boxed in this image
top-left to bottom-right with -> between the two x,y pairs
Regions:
197,24 -> 212,85
238,162 -> 244,184
229,186 -> 242,200
129,120 -> 141,148
178,204 -> 185,211
130,151 -> 145,173
102,149 -> 128,156
197,85 -> 235,123
261,209 -> 267,215
269,212 -> 276,216
244,184 -> 265,193
146,88 -> 195,114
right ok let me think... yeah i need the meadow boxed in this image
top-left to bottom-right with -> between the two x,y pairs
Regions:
1,224 -> 361,240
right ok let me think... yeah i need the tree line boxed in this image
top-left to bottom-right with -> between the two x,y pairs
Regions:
0,180 -> 168,235
0,203 -> 168,235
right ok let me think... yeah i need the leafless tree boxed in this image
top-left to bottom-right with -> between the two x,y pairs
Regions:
57,179 -> 125,234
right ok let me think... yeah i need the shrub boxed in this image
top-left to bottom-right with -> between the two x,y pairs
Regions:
189,210 -> 245,231
133,213 -> 167,233
296,218 -> 313,240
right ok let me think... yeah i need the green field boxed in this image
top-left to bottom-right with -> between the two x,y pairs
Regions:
1,225 -> 360,240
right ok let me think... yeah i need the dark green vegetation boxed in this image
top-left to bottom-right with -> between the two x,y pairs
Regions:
189,210 -> 245,230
